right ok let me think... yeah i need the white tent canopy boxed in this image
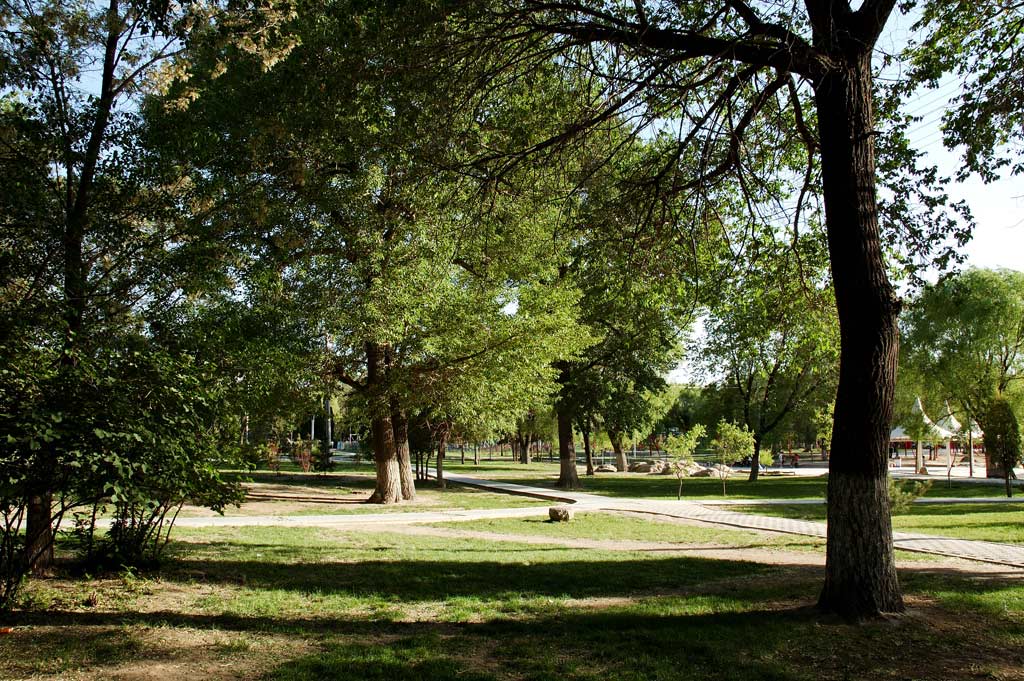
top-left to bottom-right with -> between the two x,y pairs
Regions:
889,397 -> 978,442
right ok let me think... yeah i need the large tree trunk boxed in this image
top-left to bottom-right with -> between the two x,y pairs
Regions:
555,404 -> 580,489
368,413 -> 401,504
324,398 -> 332,448
26,493 -> 54,575
366,342 -> 401,504
436,426 -> 448,490
748,437 -> 762,482
517,430 -> 530,464
967,430 -> 974,477
392,408 -> 415,501
610,430 -> 627,472
582,420 -> 594,476
814,53 -> 904,618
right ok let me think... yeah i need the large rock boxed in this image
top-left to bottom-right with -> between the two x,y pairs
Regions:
647,461 -> 673,475
631,462 -> 653,473
673,462 -> 707,477
548,506 -> 575,522
595,464 -> 618,473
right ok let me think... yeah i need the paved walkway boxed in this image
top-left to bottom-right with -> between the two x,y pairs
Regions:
168,470 -> 1024,571
171,506 -> 550,529
442,471 -> 1024,570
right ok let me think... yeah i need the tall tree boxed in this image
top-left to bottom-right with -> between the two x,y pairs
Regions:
151,0 -> 588,502
0,0 -> 200,573
698,238 -> 839,481
450,0 -> 988,617
551,143 -> 699,488
902,268 -> 1024,448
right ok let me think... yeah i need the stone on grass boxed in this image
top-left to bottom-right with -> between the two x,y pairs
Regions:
595,464 -> 617,473
650,461 -> 673,475
677,462 -> 707,477
549,506 -> 575,522
631,462 -> 652,473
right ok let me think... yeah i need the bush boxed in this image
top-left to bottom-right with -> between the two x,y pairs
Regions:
291,437 -> 313,473
983,395 -> 1022,497
0,339 -> 248,575
312,440 -> 335,473
888,477 -> 932,514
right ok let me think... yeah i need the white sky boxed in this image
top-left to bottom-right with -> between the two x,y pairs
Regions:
667,9 -> 1023,385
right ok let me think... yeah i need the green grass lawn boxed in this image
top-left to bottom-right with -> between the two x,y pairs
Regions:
182,471 -> 546,518
434,512 -> 826,551
5,523 -> 1023,680
732,503 -> 1024,544
439,459 -> 1018,501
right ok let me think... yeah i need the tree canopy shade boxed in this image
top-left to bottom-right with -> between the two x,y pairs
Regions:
697,235 -> 839,481
442,0 -> 997,617
148,0 -> 591,503
0,0 -> 248,599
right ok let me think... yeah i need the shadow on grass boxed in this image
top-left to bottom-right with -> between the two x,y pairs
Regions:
159,553 -> 791,601
6,604 -> 822,680
11,600 -> 1017,681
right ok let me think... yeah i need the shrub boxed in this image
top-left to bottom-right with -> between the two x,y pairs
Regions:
888,478 -> 932,514
312,440 -> 335,473
983,395 -> 1022,497
291,437 -> 313,473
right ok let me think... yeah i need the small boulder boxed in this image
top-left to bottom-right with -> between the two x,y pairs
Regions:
683,462 -> 707,476
595,464 -> 618,473
632,462 -> 652,473
549,506 -> 575,522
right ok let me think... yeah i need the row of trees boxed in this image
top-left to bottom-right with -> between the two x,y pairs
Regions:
2,0 -> 1021,619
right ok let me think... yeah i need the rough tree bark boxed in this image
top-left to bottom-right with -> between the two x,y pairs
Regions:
610,430 -> 627,472
516,428 -> 530,464
555,404 -> 580,489
367,342 -> 401,504
581,420 -> 594,476
749,438 -> 761,482
26,493 -> 54,574
436,424 -> 448,490
391,407 -> 415,501
813,48 -> 904,617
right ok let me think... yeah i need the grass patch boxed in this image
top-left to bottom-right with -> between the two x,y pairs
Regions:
441,458 -> 1015,500
4,524 -> 1023,680
433,512 -> 826,551
731,503 -> 1024,544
